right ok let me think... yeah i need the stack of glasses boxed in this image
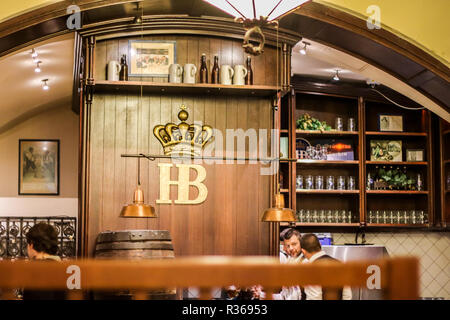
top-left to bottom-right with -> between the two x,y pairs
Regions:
296,209 -> 353,223
367,210 -> 428,224
297,175 -> 356,190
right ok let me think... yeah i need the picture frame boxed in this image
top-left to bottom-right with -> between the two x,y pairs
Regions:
406,149 -> 424,162
19,139 -> 59,195
378,114 -> 403,132
128,40 -> 176,77
370,140 -> 402,162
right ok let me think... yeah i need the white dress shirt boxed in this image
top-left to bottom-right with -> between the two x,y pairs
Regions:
302,251 -> 352,300
280,254 -> 303,300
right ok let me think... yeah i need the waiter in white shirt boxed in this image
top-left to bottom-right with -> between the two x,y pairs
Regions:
300,233 -> 352,300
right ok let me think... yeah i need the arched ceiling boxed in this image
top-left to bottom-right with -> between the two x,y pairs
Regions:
0,33 -> 74,133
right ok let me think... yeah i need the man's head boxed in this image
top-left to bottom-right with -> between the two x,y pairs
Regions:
26,223 -> 59,258
300,233 -> 322,260
282,228 -> 302,258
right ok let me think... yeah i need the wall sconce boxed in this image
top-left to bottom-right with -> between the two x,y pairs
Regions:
203,0 -> 310,55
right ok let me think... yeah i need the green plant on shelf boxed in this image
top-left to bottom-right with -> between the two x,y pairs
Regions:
373,167 -> 417,190
296,113 -> 332,131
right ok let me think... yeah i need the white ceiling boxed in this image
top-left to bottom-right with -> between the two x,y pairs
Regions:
292,38 -> 367,81
0,33 -> 75,132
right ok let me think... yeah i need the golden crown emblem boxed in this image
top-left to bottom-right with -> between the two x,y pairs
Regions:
153,105 -> 213,156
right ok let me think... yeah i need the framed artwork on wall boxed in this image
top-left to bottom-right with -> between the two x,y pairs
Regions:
128,40 -> 176,77
370,140 -> 402,162
378,114 -> 403,132
406,149 -> 424,162
18,139 -> 60,195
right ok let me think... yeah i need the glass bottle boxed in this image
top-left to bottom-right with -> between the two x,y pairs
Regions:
199,53 -> 208,83
119,54 -> 128,81
245,56 -> 253,85
211,55 -> 219,84
417,173 -> 423,191
367,172 -> 373,190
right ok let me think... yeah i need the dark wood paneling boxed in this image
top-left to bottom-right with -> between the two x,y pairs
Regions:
88,92 -> 272,256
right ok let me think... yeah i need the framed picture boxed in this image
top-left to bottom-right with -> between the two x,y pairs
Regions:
370,140 -> 402,162
406,149 -> 424,162
280,137 -> 289,159
378,114 -> 403,132
128,40 -> 176,77
19,139 -> 59,195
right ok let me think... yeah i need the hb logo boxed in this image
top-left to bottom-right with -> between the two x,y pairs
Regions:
157,163 -> 208,204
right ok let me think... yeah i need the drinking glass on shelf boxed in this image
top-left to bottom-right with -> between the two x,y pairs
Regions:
375,210 -> 381,224
306,146 -> 314,159
347,176 -> 356,190
321,146 -> 328,160
382,210 -> 388,224
368,210 -> 373,223
326,176 -> 335,190
305,210 -> 311,223
312,210 -> 318,223
340,210 -> 347,223
348,118 -> 356,131
395,210 -> 402,224
410,210 -> 416,224
334,210 -> 340,223
335,117 -> 344,131
305,175 -> 314,190
319,210 -> 326,223
337,176 -> 346,190
390,211 -> 397,224
296,175 -> 304,190
347,210 -> 353,223
327,210 -> 334,223
417,210 -> 425,224
315,176 -> 324,190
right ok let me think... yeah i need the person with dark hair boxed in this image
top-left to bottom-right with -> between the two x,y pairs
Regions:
300,233 -> 352,300
279,228 -> 304,300
22,223 -> 65,300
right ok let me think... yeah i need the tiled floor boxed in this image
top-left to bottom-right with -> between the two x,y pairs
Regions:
332,232 -> 450,299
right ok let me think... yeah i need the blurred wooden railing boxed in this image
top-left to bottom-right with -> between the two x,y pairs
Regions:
0,256 -> 419,300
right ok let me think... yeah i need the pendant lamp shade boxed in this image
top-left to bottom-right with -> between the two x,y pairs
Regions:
203,0 -> 310,21
262,193 -> 296,222
120,185 -> 157,218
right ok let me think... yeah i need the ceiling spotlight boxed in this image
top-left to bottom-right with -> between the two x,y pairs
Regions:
31,49 -> 38,58
299,41 -> 310,55
34,61 -> 42,73
42,79 -> 49,91
333,70 -> 340,81
133,2 -> 143,24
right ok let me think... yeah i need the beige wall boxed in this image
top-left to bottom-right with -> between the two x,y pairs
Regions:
0,105 -> 79,217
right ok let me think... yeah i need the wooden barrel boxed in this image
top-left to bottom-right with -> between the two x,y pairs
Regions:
93,230 -> 177,300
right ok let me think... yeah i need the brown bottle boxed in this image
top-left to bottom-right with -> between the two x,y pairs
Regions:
119,54 -> 128,81
211,55 -> 219,84
199,53 -> 208,83
245,56 -> 253,85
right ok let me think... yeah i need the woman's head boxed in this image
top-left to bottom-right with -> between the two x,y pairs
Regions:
26,223 -> 59,258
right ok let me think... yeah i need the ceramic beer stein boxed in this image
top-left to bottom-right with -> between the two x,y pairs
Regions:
183,64 -> 197,84
232,65 -> 248,85
220,65 -> 234,85
169,64 -> 183,83
107,60 -> 121,81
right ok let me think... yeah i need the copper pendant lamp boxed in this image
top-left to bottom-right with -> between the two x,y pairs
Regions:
120,157 -> 157,218
261,189 -> 296,222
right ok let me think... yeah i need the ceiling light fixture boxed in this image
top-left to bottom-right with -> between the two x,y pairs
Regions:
203,0 -> 311,55
333,70 -> 340,81
31,49 -> 38,58
42,79 -> 49,90
133,2 -> 143,24
34,61 -> 42,73
299,41 -> 310,55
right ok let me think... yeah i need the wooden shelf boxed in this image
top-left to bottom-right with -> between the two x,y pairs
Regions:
443,129 -> 450,135
366,223 -> 429,228
366,190 -> 428,195
296,130 -> 359,136
296,189 -> 359,194
366,161 -> 428,166
280,129 -> 289,133
94,80 -> 278,97
297,160 -> 359,165
365,131 -> 427,137
280,189 -> 289,193
444,160 -> 450,165
280,222 -> 360,227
